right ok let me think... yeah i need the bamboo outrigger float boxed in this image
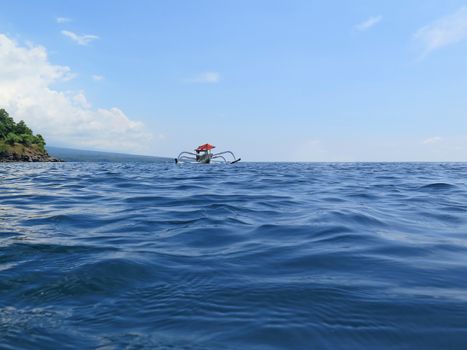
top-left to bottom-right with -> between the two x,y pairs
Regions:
175,143 -> 241,164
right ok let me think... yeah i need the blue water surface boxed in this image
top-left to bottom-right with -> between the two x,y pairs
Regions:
1,162 -> 467,349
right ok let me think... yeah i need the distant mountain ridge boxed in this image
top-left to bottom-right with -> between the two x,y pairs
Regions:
47,146 -> 170,162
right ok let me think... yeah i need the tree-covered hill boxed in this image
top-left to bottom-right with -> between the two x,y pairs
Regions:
0,108 -> 60,162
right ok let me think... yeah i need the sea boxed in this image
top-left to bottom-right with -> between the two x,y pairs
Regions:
1,162 -> 467,349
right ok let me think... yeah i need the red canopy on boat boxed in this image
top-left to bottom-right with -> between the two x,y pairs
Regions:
195,143 -> 215,152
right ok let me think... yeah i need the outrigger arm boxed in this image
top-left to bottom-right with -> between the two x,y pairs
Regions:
175,151 -> 197,164
211,151 -> 241,164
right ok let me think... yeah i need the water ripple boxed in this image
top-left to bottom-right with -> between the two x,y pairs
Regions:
1,162 -> 467,349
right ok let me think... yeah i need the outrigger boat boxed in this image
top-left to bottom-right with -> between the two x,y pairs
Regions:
175,143 -> 241,164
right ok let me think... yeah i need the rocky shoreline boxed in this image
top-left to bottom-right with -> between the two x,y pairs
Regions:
0,145 -> 62,162
1,108 -> 62,163
0,154 -> 62,162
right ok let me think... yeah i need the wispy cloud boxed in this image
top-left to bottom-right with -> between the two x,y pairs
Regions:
92,74 -> 104,81
61,30 -> 99,46
414,6 -> 467,55
56,17 -> 72,24
423,136 -> 443,145
187,71 -> 221,84
355,15 -> 382,31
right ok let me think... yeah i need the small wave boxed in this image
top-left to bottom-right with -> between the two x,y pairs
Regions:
419,182 -> 457,191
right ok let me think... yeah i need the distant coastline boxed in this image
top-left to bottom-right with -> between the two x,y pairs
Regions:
47,146 -> 170,163
0,108 -> 61,162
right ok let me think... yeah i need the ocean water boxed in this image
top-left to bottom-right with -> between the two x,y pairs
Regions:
1,162 -> 467,349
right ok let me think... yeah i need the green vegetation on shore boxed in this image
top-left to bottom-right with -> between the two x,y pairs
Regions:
0,109 -> 46,152
0,108 -> 58,162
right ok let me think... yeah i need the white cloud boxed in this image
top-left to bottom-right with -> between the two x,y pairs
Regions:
423,136 -> 443,144
61,30 -> 99,46
92,74 -> 104,81
414,6 -> 467,54
56,17 -> 72,24
355,15 -> 382,31
187,71 -> 221,84
0,33 -> 152,153
72,91 -> 91,109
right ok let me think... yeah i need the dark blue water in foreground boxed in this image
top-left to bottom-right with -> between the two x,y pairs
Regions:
1,162 -> 467,349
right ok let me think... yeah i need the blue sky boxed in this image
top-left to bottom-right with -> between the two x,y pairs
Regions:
1,0 -> 467,161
